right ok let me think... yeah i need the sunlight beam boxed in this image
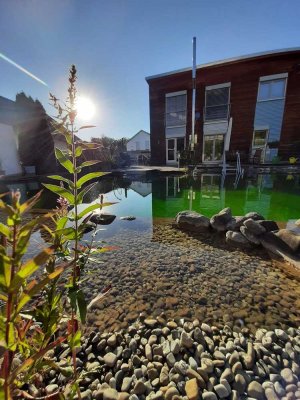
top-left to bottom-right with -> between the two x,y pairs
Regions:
0,52 -> 48,86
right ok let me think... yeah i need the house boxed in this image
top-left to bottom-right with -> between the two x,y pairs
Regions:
126,130 -> 151,164
0,96 -> 23,176
146,48 -> 300,165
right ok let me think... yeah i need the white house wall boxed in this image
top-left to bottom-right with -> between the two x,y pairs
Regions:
127,131 -> 150,151
0,123 -> 22,175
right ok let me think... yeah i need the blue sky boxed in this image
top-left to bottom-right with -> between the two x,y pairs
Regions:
0,0 -> 299,140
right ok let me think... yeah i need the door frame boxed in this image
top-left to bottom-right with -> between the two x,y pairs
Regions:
251,129 -> 269,163
202,134 -> 225,164
166,137 -> 185,165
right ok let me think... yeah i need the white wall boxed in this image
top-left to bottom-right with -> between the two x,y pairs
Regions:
0,123 -> 22,175
127,131 -> 150,151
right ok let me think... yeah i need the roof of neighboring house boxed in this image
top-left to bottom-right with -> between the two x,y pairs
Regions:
145,47 -> 300,82
128,130 -> 150,142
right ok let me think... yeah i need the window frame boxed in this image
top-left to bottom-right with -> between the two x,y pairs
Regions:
204,83 -> 231,123
165,90 -> 187,129
257,75 -> 288,102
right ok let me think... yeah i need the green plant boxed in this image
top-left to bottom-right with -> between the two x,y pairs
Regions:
0,190 -> 67,399
0,66 -> 113,399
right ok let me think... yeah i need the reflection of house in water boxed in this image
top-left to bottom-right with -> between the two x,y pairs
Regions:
244,175 -> 273,218
129,181 -> 152,197
199,174 -> 225,215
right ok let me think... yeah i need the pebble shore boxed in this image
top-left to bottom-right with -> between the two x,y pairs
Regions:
84,222 -> 300,334
43,317 -> 300,400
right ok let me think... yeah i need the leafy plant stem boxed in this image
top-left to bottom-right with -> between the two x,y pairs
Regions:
4,223 -> 17,400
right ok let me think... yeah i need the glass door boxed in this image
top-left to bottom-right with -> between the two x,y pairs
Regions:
203,135 -> 224,163
252,130 -> 268,163
166,138 -> 185,164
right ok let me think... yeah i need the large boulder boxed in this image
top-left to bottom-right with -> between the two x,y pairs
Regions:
210,208 -> 232,232
226,230 -> 253,249
243,218 -> 266,235
257,220 -> 279,232
240,226 -> 260,245
90,213 -> 116,225
275,229 -> 300,253
260,231 -> 295,256
244,211 -> 265,221
227,216 -> 248,231
176,211 -> 210,233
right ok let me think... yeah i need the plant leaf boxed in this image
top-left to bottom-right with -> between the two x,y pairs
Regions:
81,142 -> 101,150
0,223 -> 11,238
55,148 -> 74,173
76,289 -> 87,323
10,248 -> 53,291
75,146 -> 83,158
55,227 -> 77,240
19,191 -> 43,214
48,175 -> 74,189
43,184 -> 75,204
77,172 -> 108,189
16,267 -> 64,313
77,182 -> 97,204
79,160 -> 101,169
77,202 -> 115,220
78,125 -> 96,130
56,216 -> 68,230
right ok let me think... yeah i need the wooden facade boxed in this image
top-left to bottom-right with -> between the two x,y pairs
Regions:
146,49 -> 300,165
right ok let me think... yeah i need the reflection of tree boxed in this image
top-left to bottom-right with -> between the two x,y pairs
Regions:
83,176 -> 132,203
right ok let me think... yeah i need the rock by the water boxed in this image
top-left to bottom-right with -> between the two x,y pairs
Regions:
276,229 -> 300,253
210,207 -> 232,232
176,210 -> 210,232
120,216 -> 136,221
243,218 -> 266,235
245,211 -> 265,221
226,230 -> 252,249
257,220 -> 279,232
240,226 -> 260,245
90,213 -> 116,225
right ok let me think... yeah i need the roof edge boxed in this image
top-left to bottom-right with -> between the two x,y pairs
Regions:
145,47 -> 300,82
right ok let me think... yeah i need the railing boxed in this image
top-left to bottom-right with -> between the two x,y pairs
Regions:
203,104 -> 230,122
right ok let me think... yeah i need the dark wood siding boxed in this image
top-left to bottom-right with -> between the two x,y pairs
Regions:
147,50 -> 300,164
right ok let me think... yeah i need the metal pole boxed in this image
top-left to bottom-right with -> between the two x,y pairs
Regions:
191,37 -> 196,151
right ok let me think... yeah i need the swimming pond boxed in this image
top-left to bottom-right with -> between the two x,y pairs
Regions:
1,171 -> 300,333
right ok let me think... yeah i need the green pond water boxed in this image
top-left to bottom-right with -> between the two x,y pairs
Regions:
1,171 -> 300,226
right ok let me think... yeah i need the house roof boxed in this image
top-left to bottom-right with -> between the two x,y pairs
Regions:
128,130 -> 150,142
145,47 -> 300,82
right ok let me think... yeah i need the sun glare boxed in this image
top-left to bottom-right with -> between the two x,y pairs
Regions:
76,96 -> 96,121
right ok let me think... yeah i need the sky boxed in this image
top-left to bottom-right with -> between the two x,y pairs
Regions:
0,0 -> 300,141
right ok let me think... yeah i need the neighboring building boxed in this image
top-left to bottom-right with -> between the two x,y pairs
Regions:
0,96 -> 23,176
146,48 -> 300,165
126,130 -> 151,164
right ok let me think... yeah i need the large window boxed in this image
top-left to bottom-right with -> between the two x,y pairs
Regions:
204,85 -> 230,121
203,135 -> 224,162
165,92 -> 187,127
258,78 -> 286,101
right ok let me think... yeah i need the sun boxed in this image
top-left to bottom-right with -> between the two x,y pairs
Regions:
76,96 -> 96,121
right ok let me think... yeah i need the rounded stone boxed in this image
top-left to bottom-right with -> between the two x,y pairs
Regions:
281,368 -> 295,384
247,381 -> 264,400
214,383 -> 230,398
185,378 -> 199,400
104,353 -> 118,367
103,389 -> 119,400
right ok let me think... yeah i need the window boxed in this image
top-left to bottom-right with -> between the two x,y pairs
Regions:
145,140 -> 150,150
205,85 -> 230,121
253,130 -> 268,147
165,92 -> 187,127
258,78 -> 286,101
135,141 -> 140,150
